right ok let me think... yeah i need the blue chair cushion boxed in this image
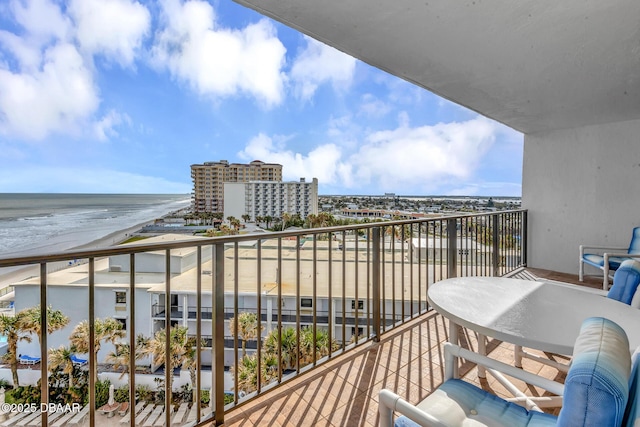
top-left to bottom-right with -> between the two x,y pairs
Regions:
583,227 -> 640,271
557,317 -> 631,427
395,379 -> 557,427
582,253 -> 628,270
629,227 -> 640,254
623,347 -> 640,427
608,260 -> 640,305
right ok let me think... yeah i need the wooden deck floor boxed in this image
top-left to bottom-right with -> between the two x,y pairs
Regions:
214,268 -> 599,427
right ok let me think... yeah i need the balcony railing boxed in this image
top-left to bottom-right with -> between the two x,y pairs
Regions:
0,209 -> 526,426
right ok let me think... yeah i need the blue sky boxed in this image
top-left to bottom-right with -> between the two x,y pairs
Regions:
0,0 -> 523,196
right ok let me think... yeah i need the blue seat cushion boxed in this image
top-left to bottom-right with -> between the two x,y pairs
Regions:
582,253 -> 628,270
395,379 -> 557,427
608,259 -> 640,305
557,317 -> 631,427
623,347 -> 640,427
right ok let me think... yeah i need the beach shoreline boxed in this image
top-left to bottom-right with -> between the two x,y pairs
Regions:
0,210 -> 186,290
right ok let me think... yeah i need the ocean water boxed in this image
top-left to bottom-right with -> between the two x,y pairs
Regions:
0,193 -> 191,258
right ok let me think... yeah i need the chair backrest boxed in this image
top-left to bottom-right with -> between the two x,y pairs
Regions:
608,259 -> 640,307
623,347 -> 640,427
628,227 -> 640,254
557,317 -> 631,427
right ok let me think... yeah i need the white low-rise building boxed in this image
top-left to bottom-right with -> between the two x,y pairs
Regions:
13,233 -> 420,369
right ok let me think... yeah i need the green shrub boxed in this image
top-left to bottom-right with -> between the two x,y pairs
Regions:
95,379 -> 111,409
135,384 -> 153,403
201,389 -> 210,406
114,386 -> 129,403
11,385 -> 40,404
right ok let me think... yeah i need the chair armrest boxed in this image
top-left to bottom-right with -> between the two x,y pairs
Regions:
580,245 -> 628,256
603,252 -> 640,258
444,343 -> 565,396
379,343 -> 565,427
379,389 -> 450,427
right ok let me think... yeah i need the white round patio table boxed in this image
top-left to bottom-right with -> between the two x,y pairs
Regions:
428,276 -> 640,356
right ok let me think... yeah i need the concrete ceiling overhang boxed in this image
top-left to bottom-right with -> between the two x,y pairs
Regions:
233,0 -> 640,134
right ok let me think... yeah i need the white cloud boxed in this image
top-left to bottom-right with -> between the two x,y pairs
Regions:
351,116 -> 497,189
290,36 -> 357,101
0,43 -> 100,140
239,133 -> 353,186
151,0 -> 286,107
94,110 -> 131,141
69,0 -> 151,67
239,117 -> 498,194
11,0 -> 71,44
0,0 -> 143,141
358,93 -> 391,118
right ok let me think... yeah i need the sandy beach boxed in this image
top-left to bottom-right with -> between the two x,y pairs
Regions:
0,219 -> 157,290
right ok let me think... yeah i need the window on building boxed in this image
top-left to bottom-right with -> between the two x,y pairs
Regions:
115,291 -> 126,304
351,327 -> 364,337
351,300 -> 364,310
115,318 -> 127,331
301,298 -> 313,308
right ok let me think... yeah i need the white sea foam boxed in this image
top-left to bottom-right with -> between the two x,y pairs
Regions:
0,194 -> 191,257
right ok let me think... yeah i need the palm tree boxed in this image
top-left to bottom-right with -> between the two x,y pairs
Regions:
18,305 -> 69,346
263,327 -> 298,371
143,326 -> 190,399
229,312 -> 264,357
299,327 -> 338,367
230,217 -> 241,234
233,352 -> 279,394
281,212 -> 292,231
305,213 -> 318,229
241,214 -> 251,223
218,224 -> 232,236
0,312 -> 31,386
49,345 -> 76,387
180,335 -> 203,404
68,318 -> 125,380
264,215 -> 273,229
106,334 -> 149,380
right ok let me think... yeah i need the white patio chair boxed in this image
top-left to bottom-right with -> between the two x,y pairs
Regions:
380,317 -> 638,427
579,226 -> 640,289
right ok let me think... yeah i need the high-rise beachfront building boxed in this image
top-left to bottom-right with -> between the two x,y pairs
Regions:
191,160 -> 283,213
223,178 -> 319,222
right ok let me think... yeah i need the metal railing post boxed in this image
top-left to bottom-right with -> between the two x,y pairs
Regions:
447,218 -> 458,278
195,247 -> 202,417
522,211 -> 528,267
372,227 -> 381,342
39,263 -> 48,426
492,214 -> 500,276
129,254 -> 136,427
88,258 -> 95,427
213,243 -> 225,425
164,250 -> 172,424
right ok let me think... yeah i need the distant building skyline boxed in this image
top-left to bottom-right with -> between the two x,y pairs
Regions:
191,160 -> 283,214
